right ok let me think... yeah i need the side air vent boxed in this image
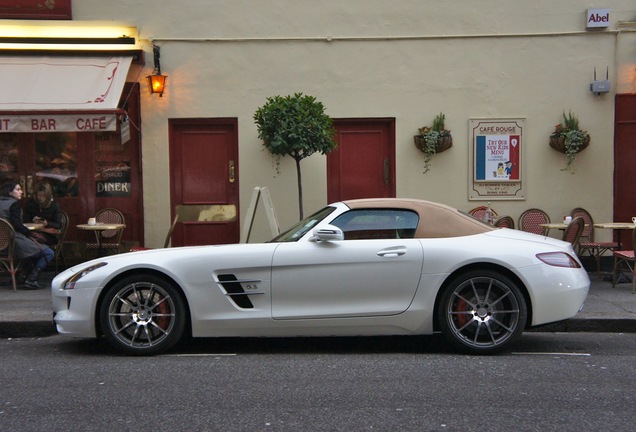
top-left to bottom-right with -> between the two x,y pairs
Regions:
216,274 -> 264,309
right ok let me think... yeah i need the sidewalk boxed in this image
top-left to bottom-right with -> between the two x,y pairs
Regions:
1,270 -> 636,338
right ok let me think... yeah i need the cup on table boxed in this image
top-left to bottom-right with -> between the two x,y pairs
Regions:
564,216 -> 572,224
632,216 -> 636,224
88,217 -> 97,226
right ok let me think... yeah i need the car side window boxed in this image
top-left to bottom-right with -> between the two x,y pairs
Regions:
331,209 -> 419,240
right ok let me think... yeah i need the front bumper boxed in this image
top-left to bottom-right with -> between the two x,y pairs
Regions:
52,284 -> 101,338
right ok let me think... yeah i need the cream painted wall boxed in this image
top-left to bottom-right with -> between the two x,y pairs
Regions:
73,1 -> 636,245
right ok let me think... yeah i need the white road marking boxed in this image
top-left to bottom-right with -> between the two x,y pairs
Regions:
511,352 -> 591,356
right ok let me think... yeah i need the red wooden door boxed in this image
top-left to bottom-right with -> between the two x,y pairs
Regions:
169,119 -> 239,246
614,94 -> 636,246
327,119 -> 395,202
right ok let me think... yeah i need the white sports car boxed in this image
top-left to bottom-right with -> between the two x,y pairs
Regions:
52,198 -> 589,356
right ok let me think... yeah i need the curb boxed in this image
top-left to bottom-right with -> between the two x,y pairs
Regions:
529,318 -> 636,334
2,318 -> 636,340
0,321 -> 56,338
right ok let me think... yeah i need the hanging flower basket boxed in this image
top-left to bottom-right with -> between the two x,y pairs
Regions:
414,134 -> 453,154
414,112 -> 453,174
550,110 -> 590,173
549,134 -> 590,154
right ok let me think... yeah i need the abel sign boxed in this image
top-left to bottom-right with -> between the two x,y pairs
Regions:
469,119 -> 525,200
586,9 -> 610,29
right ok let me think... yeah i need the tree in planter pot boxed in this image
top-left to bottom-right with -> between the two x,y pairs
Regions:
254,93 -> 337,219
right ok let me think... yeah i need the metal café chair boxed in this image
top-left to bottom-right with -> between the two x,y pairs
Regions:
518,208 -> 550,236
494,216 -> 515,229
611,228 -> 636,294
53,209 -> 69,273
562,216 -> 585,249
0,218 -> 19,291
469,206 -> 498,224
85,208 -> 126,256
570,207 -> 618,277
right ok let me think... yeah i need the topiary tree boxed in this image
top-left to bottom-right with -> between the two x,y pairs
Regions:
254,93 -> 336,219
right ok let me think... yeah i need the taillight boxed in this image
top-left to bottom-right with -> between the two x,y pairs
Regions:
536,252 -> 581,268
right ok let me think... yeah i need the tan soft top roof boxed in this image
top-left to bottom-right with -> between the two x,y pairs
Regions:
342,198 -> 494,238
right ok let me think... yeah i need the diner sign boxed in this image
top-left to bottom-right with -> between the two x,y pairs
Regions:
0,114 -> 117,133
469,118 -> 525,200
94,133 -> 132,197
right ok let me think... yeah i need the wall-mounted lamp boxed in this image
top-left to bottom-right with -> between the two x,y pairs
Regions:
147,44 -> 167,96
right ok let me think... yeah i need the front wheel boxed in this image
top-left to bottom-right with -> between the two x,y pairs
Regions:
99,274 -> 186,356
437,270 -> 527,354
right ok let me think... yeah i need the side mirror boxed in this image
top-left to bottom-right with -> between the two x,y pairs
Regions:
311,225 -> 344,241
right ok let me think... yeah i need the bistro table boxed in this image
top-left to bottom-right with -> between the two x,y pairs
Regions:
24,222 -> 45,231
539,221 -> 590,237
77,222 -> 126,256
593,222 -> 635,250
594,222 -> 635,282
539,222 -> 568,234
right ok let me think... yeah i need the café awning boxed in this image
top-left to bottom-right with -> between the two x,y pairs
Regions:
0,55 -> 133,133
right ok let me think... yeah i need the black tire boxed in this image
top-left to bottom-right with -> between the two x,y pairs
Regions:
99,274 -> 186,356
437,270 -> 527,354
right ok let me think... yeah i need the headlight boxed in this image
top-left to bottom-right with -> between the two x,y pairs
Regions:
63,262 -> 108,290
536,252 -> 581,268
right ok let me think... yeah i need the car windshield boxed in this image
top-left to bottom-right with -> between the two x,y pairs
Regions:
269,206 -> 336,242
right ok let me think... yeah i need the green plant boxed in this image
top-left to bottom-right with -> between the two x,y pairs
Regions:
551,110 -> 589,173
254,93 -> 336,219
416,112 -> 451,174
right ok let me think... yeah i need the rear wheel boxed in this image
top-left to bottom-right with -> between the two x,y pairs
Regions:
438,270 -> 527,354
99,274 -> 186,356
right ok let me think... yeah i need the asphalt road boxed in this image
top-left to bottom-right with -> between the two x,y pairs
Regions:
1,333 -> 635,432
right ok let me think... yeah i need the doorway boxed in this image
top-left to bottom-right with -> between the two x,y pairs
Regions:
327,119 -> 396,202
614,94 -> 636,245
169,118 -> 240,246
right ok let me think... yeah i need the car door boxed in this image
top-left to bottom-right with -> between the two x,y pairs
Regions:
271,208 -> 423,320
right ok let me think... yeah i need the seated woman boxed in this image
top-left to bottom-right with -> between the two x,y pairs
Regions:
24,181 -> 63,246
0,181 -> 54,289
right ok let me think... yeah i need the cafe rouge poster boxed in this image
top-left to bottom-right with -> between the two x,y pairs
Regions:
469,119 -> 525,200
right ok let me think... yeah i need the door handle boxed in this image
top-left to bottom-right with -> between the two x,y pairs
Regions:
377,246 -> 406,257
383,158 -> 389,185
229,160 -> 235,183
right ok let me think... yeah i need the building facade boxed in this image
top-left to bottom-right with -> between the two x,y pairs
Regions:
1,1 -> 635,251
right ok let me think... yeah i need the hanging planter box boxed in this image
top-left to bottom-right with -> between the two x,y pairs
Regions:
414,134 -> 453,153
549,134 -> 590,154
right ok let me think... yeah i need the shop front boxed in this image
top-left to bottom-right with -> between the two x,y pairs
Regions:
0,53 -> 144,260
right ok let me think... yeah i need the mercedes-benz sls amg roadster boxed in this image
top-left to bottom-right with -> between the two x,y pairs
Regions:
52,199 -> 589,355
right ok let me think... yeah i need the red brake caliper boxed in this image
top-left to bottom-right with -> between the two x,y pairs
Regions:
455,298 -> 469,327
156,296 -> 170,330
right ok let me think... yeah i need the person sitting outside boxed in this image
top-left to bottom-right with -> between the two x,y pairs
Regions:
24,181 -> 63,247
0,180 -> 54,289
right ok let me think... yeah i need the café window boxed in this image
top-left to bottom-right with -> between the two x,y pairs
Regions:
35,132 -> 78,197
0,129 -> 134,199
0,135 -> 18,181
94,130 -> 132,197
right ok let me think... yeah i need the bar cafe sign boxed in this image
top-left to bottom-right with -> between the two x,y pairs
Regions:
0,113 -> 117,133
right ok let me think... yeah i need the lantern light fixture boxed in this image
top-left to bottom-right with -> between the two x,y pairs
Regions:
147,43 -> 167,96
